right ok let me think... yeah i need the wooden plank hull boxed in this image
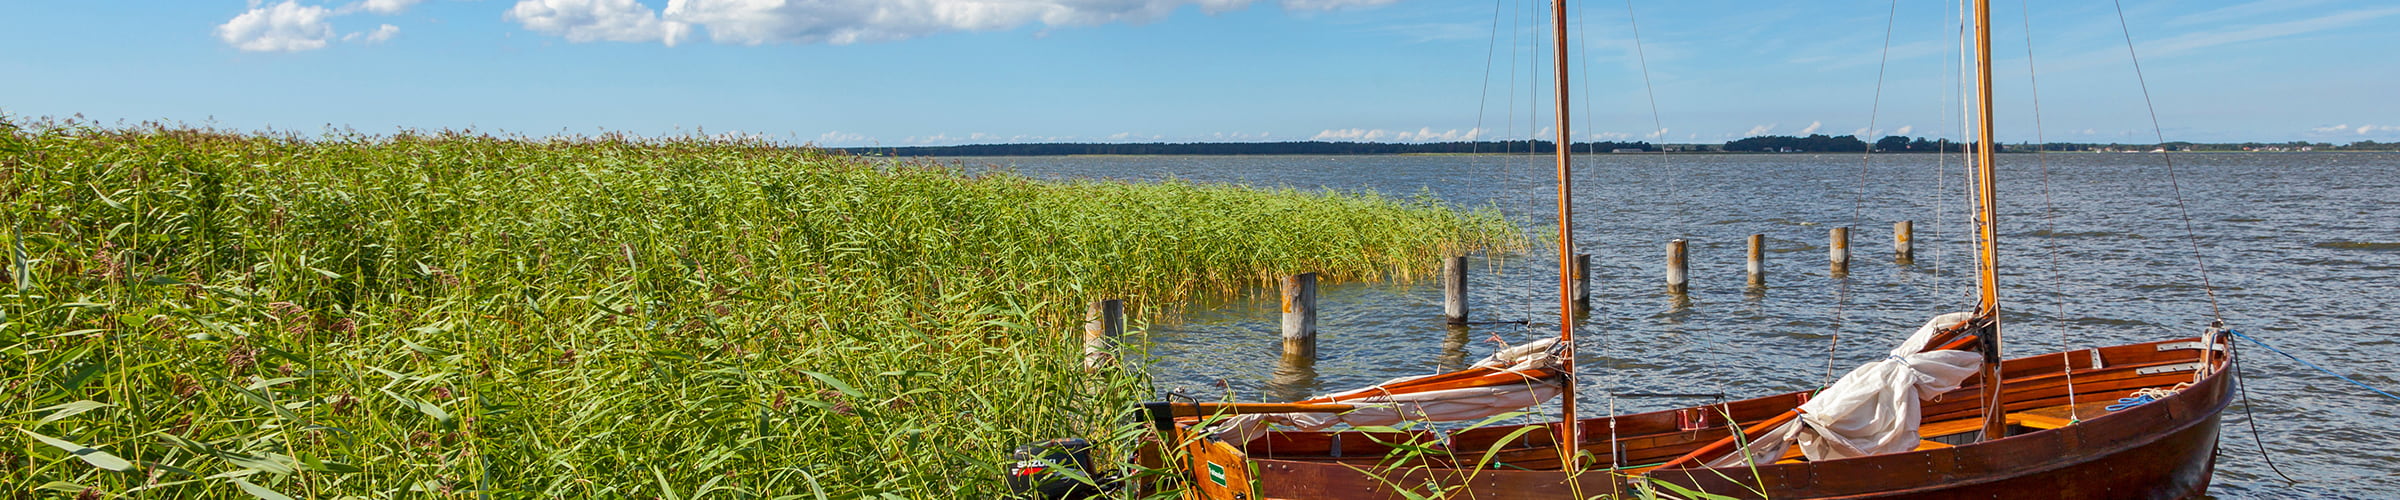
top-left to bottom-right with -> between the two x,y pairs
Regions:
1175,337 -> 2231,499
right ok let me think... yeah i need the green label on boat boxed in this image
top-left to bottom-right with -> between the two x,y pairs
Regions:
1207,462 -> 1227,486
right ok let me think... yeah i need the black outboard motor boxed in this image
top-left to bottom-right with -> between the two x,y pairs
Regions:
1005,438 -> 1105,499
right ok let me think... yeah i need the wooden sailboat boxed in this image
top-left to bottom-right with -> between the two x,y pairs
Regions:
1122,0 -> 2236,498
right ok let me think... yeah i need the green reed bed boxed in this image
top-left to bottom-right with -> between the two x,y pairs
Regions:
0,122 -> 1517,498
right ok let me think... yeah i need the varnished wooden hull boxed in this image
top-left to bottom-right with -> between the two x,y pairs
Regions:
1171,337 -> 2231,499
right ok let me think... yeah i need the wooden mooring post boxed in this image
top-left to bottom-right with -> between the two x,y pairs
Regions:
1746,234 -> 1766,288
1573,253 -> 1593,312
1082,299 -> 1124,369
1894,220 -> 1915,263
1830,227 -> 1852,275
1666,239 -> 1689,295
1443,256 -> 1469,324
1281,273 -> 1318,360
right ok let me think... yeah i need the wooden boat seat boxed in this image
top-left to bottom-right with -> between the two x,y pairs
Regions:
1919,414 -> 2022,439
2014,413 -> 2074,430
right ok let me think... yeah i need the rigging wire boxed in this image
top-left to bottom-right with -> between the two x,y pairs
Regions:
1622,0 -> 1666,146
1822,0 -> 1901,388
2108,0 -> 2224,322
1947,0 -> 1972,309
1473,0 -> 1506,158
2019,0 -> 2079,422
2226,329 -> 2400,404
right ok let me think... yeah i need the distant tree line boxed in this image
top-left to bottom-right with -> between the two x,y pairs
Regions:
1722,134 -> 1871,152
836,140 -> 1659,157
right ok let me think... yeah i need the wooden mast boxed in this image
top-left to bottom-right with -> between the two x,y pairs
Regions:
1970,0 -> 2008,442
1549,0 -> 1579,467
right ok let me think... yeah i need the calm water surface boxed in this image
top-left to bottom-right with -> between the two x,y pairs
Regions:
945,152 -> 2398,498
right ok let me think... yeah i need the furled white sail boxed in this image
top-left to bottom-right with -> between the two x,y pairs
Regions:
1706,312 -> 1986,467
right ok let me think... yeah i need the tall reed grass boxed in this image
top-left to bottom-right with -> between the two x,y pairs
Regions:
0,120 -> 1517,498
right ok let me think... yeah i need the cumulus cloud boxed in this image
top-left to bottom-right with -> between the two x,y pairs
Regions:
1311,127 -> 1480,143
816,130 -> 871,145
2309,124 -> 2400,135
1744,124 -> 1777,136
345,0 -> 424,15
505,0 -> 1393,46
1799,121 -> 1823,135
218,1 -> 337,52
1205,131 -> 1273,141
344,24 -> 401,43
508,0 -> 692,45
1894,125 -> 1913,136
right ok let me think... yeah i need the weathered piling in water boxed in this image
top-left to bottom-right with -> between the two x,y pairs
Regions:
1667,239 -> 1689,295
1443,256 -> 1469,324
1746,234 -> 1766,288
1282,273 -> 1319,360
1083,299 -> 1125,369
1894,220 -> 1915,263
1574,253 -> 1593,312
1830,227 -> 1852,275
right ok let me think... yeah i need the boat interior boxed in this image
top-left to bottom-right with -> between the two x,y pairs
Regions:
1178,335 -> 2226,474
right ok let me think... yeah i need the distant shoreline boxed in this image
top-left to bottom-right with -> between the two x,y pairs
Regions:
833,138 -> 2392,157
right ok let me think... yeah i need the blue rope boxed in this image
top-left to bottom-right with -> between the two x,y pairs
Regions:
2225,329 -> 2400,403
2105,394 -> 2157,412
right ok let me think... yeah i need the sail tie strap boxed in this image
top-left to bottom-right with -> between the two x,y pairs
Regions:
2225,329 -> 2400,404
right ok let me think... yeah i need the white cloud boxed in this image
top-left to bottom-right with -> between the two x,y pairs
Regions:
1205,131 -> 1273,141
1312,128 -> 1386,142
343,23 -> 401,43
217,1 -> 337,52
504,0 -> 1390,46
1799,121 -> 1822,135
507,0 -> 692,46
2307,123 -> 2400,135
905,133 -> 957,145
1894,125 -> 1913,136
1743,124 -> 1777,136
1311,127 -> 1482,143
345,0 -> 425,15
816,130 -> 871,145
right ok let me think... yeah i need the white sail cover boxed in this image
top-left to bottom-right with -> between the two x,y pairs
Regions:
1705,312 -> 1985,467
1209,338 -> 1566,442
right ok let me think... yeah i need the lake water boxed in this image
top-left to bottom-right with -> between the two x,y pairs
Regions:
944,152 -> 2398,498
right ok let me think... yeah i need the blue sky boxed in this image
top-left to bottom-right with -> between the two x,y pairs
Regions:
2,0 -> 2394,146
